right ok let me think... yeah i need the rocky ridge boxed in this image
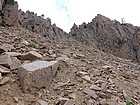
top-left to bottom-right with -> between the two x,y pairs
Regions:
69,14 -> 140,62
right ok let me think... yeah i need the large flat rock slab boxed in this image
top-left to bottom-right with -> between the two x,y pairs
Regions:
0,54 -> 21,69
0,54 -> 12,68
17,51 -> 42,61
18,60 -> 59,93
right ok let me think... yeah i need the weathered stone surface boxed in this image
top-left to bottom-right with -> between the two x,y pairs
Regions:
36,100 -> 48,105
0,46 -> 6,54
13,97 -> 19,103
64,100 -> 75,105
83,88 -> 98,99
0,44 -> 13,54
0,77 -> 10,85
82,75 -> 91,82
18,60 -> 59,93
58,97 -> 69,105
0,54 -> 12,68
0,65 -> 10,73
76,71 -> 88,76
90,84 -> 102,91
101,83 -> 108,92
68,93 -> 76,99
0,73 -> 2,80
0,0 -> 4,11
69,14 -> 140,62
10,57 -> 21,70
18,51 -> 42,61
0,54 -> 21,69
19,10 -> 68,40
3,2 -> 19,26
4,52 -> 22,57
0,0 -> 4,24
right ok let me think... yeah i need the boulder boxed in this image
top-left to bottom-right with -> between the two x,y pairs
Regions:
10,57 -> 21,70
0,54 -> 12,68
0,77 -> 10,85
0,54 -> 21,69
18,60 -> 59,93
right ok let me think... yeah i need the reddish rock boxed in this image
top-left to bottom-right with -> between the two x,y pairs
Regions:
3,2 -> 19,26
69,14 -> 140,62
0,54 -> 12,68
18,60 -> 59,93
18,51 -> 42,61
83,88 -> 98,100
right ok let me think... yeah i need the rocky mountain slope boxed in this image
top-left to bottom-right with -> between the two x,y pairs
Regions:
0,0 -> 139,105
70,14 -> 140,62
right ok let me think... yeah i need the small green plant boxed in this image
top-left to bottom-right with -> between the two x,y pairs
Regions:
57,64 -> 61,71
54,64 -> 61,77
126,101 -> 133,105
28,41 -> 37,48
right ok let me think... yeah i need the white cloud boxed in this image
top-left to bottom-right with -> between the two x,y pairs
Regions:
16,0 -> 140,32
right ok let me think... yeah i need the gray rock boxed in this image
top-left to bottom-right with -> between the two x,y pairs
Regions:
18,51 -> 42,61
3,2 -> 19,26
82,75 -> 91,82
0,73 -> 2,80
0,77 -> 10,85
0,65 -> 10,73
10,57 -> 21,70
101,83 -> 108,92
123,90 -> 128,100
0,46 -> 7,54
0,44 -> 13,54
76,71 -> 88,76
90,84 -> 102,91
64,100 -> 75,105
68,93 -> 76,99
98,92 -> 109,99
58,97 -> 69,105
0,54 -> 21,70
0,54 -> 12,68
13,97 -> 19,103
83,88 -> 98,100
36,100 -> 48,105
4,52 -> 22,57
69,14 -> 140,62
18,60 -> 59,93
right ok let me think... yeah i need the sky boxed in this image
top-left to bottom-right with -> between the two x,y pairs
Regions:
16,0 -> 140,32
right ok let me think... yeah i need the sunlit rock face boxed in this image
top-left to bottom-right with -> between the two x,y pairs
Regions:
69,14 -> 140,62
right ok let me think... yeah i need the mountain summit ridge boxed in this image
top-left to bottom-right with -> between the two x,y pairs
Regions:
70,14 -> 140,62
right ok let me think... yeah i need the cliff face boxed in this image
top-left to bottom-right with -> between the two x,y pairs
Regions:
0,0 -> 19,26
0,0 -> 68,40
69,14 -> 140,62
19,10 -> 68,40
